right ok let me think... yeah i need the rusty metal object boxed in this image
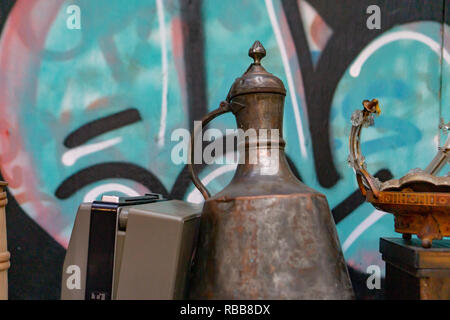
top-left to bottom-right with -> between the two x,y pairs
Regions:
0,181 -> 8,300
349,100 -> 450,248
188,41 -> 354,299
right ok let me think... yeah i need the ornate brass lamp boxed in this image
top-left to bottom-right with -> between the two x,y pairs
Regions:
349,100 -> 450,248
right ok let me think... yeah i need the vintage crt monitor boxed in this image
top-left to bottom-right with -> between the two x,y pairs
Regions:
61,193 -> 202,300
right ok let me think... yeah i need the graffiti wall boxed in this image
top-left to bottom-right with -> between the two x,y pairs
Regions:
0,0 -> 448,298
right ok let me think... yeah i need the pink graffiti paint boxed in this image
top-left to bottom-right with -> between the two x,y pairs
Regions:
0,0 -> 68,246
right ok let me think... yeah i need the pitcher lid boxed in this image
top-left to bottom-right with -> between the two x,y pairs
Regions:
227,41 -> 286,100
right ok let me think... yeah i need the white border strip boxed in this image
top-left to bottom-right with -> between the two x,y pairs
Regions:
342,210 -> 386,252
350,30 -> 450,78
156,0 -> 168,147
265,0 -> 308,158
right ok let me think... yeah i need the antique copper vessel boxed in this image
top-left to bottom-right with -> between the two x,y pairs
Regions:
349,100 -> 450,248
188,41 -> 354,299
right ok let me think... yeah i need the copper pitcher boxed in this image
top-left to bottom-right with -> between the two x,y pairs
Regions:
188,41 -> 353,299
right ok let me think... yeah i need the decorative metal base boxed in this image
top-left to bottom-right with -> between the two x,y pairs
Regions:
367,190 -> 450,248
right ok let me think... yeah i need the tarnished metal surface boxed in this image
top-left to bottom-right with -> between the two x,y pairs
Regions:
190,194 -> 353,299
228,41 -> 286,100
380,171 -> 450,192
188,41 -> 353,299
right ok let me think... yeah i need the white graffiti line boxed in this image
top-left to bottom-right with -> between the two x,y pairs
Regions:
83,183 -> 140,203
187,163 -> 238,203
61,136 -> 122,166
156,0 -> 168,147
350,30 -> 450,78
265,0 -> 307,158
342,210 -> 387,252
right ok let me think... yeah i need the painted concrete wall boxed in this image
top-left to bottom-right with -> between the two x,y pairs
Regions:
0,0 -> 448,298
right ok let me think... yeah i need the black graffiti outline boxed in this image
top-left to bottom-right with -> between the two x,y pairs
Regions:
63,108 -> 142,148
55,162 -> 169,199
281,0 -> 445,188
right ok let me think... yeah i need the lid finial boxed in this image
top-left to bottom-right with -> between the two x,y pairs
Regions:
248,41 -> 266,65
228,40 -> 285,99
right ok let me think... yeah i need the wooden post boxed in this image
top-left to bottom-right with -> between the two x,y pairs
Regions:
0,181 -> 8,300
381,237 -> 450,299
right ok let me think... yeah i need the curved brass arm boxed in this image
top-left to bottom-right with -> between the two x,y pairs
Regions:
188,101 -> 231,200
425,120 -> 450,175
348,99 -> 381,198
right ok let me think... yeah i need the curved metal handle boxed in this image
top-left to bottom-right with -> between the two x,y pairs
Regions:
348,99 -> 381,198
188,101 -> 231,200
425,121 -> 450,175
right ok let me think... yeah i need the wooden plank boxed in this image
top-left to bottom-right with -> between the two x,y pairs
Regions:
0,183 -> 8,299
381,238 -> 450,269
